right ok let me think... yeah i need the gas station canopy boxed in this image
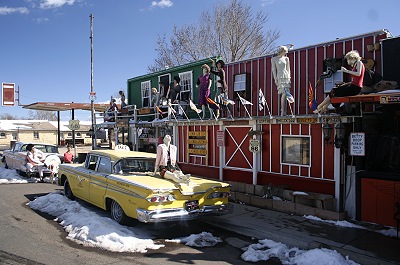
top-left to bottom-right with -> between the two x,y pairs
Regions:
22,102 -> 109,112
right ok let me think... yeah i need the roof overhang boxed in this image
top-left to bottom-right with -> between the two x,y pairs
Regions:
22,102 -> 109,112
330,91 -> 400,104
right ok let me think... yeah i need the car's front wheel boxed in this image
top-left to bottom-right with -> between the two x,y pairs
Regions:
110,200 -> 128,225
64,179 -> 75,200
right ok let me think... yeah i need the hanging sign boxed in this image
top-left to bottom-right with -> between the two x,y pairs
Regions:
2,82 -> 15,106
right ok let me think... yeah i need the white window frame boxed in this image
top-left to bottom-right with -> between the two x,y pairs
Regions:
141,80 -> 151,107
178,71 -> 192,101
281,135 -> 311,166
233,74 -> 246,92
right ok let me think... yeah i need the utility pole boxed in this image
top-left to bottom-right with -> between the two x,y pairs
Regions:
90,14 -> 95,149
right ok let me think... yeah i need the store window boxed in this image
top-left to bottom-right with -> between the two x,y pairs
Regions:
141,80 -> 151,107
281,136 -> 310,166
33,131 -> 39,139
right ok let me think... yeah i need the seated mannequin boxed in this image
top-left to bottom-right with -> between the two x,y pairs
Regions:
26,144 -> 45,182
154,135 -> 190,184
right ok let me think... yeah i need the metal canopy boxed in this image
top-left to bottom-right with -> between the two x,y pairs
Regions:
22,102 -> 109,112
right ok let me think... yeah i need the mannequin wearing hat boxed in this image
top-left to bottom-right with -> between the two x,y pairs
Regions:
210,57 -> 228,119
196,64 -> 213,119
167,76 -> 181,104
271,46 -> 291,116
154,135 -> 190,183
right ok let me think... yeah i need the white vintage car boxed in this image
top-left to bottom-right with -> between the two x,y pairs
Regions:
2,142 -> 62,177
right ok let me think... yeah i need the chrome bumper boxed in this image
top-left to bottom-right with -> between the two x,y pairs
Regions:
136,203 -> 233,223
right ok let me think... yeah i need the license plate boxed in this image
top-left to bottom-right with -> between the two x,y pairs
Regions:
185,200 -> 199,211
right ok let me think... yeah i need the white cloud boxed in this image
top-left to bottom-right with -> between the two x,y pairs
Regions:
39,0 -> 76,9
0,6 -> 29,15
36,17 -> 50,23
151,0 -> 173,8
261,0 -> 275,6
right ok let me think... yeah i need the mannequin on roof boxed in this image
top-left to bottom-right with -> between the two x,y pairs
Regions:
314,50 -> 365,114
271,46 -> 291,116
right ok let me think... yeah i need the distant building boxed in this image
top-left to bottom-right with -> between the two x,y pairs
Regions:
0,120 -> 92,148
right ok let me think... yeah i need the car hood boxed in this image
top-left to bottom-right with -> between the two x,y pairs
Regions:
112,174 -> 229,195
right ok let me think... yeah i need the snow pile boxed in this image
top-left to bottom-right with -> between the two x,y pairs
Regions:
167,232 -> 222,247
241,239 -> 359,264
28,192 -> 164,253
0,166 -> 28,184
304,215 -> 398,238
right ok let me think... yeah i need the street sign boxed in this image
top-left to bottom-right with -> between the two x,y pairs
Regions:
217,130 -> 224,147
89,92 -> 97,101
249,139 -> 260,153
68,120 -> 80,130
350,132 -> 365,156
2,82 -> 15,106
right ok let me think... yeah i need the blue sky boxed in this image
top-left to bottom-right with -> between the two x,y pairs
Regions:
1,0 -> 399,121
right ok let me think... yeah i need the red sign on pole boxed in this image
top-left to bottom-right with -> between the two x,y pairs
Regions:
2,83 -> 15,106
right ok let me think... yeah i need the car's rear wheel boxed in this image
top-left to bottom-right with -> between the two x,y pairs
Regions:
110,200 -> 128,225
64,179 -> 75,200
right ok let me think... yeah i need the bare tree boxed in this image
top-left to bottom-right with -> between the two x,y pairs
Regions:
148,0 -> 279,72
28,110 -> 58,121
0,113 -> 19,120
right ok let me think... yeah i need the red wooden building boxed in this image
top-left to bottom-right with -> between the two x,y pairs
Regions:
127,29 -> 399,226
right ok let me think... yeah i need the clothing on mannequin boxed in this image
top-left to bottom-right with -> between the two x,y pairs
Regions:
154,135 -> 190,184
271,46 -> 291,116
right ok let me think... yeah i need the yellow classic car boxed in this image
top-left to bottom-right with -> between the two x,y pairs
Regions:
58,149 -> 232,224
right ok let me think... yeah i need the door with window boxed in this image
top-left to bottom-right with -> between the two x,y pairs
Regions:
89,156 -> 111,207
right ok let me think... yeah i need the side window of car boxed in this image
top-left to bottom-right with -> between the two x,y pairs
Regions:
97,157 -> 112,174
86,155 -> 99,171
15,143 -> 23,152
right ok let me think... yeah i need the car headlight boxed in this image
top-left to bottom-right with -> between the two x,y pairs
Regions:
207,192 -> 230,199
147,194 -> 176,203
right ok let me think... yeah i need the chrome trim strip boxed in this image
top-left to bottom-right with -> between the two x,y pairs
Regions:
136,204 -> 233,223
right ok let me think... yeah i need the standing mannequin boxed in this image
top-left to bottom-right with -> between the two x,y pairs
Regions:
119,90 -> 126,108
196,64 -> 213,119
271,46 -> 291,116
314,50 -> 365,114
154,135 -> 189,183
210,58 -> 228,119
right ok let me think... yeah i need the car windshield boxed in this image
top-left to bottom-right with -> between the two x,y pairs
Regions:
114,157 -> 155,175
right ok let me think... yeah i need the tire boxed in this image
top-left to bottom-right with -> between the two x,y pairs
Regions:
110,200 -> 128,224
64,179 -> 75,200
